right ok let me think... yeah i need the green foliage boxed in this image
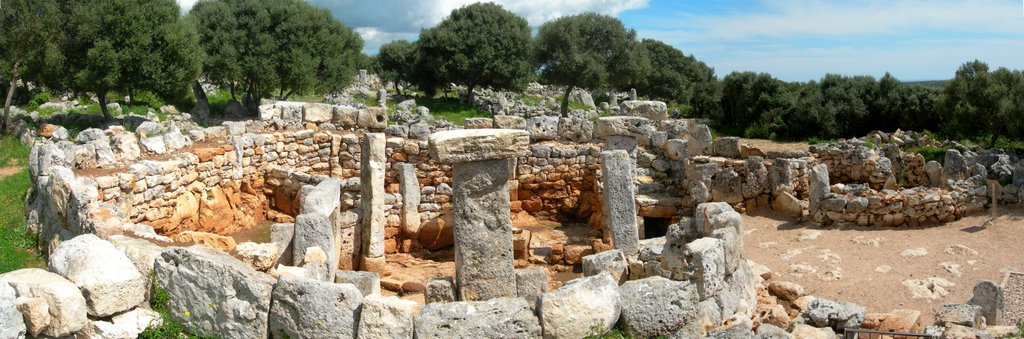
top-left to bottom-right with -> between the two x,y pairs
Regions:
743,124 -> 771,139
58,0 -> 202,119
0,136 -> 43,273
636,39 -> 720,118
533,13 -> 646,115
26,91 -> 52,111
583,324 -> 632,339
414,3 -> 533,99
140,273 -> 216,339
937,60 -> 1024,146
377,40 -> 417,95
0,0 -> 64,129
906,146 -> 948,164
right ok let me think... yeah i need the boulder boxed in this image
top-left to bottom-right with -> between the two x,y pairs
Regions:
154,246 -> 275,339
357,295 -> 417,339
686,237 -> 725,300
618,276 -> 700,338
935,303 -> 984,328
768,281 -> 806,302
0,284 -> 27,339
426,277 -> 457,304
302,103 -> 332,123
538,272 -> 621,339
269,275 -> 363,339
84,307 -> 162,339
428,129 -> 530,164
335,270 -> 381,296
582,249 -> 628,284
493,115 -> 527,130
0,269 -> 88,337
139,136 -> 166,154
713,136 -> 742,158
620,101 -> 668,121
804,298 -> 866,332
593,116 -> 656,140
415,297 -> 542,339
48,234 -> 147,317
967,280 -> 1003,326
236,242 -> 280,271
772,191 -> 803,218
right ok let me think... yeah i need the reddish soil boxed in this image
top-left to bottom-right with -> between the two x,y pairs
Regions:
742,208 -> 1024,325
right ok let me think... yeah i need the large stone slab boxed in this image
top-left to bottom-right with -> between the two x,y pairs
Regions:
582,249 -> 628,284
398,163 -> 421,236
415,297 -> 542,339
593,116 -> 656,140
538,272 -> 622,339
0,269 -> 88,337
601,150 -> 640,256
48,234 -> 147,317
428,129 -> 529,164
968,280 -> 1003,326
269,275 -> 362,339
686,237 -> 726,300
361,133 -> 387,269
809,164 -> 830,216
0,284 -> 26,339
357,295 -> 417,339
154,246 -> 275,339
452,158 -> 517,301
619,276 -> 700,338
292,213 -> 336,280
620,100 -> 668,121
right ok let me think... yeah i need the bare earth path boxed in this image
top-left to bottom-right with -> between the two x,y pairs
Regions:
743,208 -> 1024,325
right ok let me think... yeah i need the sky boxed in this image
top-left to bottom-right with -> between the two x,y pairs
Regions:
176,0 -> 1024,82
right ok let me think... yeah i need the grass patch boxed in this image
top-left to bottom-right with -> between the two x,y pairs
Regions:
584,325 -> 634,339
0,136 -> 43,273
415,95 -> 490,126
906,146 -> 948,163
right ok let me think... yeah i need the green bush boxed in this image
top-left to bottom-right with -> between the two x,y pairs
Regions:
415,95 -> 490,126
907,146 -> 948,164
27,91 -> 52,111
743,124 -> 771,139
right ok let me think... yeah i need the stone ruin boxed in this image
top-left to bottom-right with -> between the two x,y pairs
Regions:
1,96 -> 1021,338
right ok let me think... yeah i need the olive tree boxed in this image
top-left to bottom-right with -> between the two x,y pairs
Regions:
534,13 -> 646,116
0,0 -> 63,131
377,40 -> 417,95
415,3 -> 532,102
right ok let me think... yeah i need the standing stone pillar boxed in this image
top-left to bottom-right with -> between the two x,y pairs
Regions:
398,163 -> 421,237
361,133 -> 386,271
377,89 -> 387,108
358,69 -> 367,85
429,129 -> 529,301
629,88 -> 637,101
608,91 -> 618,107
601,150 -> 639,256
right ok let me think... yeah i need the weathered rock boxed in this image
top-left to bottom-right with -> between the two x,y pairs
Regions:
602,150 -> 640,256
618,276 -> 699,338
139,136 -> 166,154
0,269 -> 88,337
712,168 -> 744,204
713,136 -> 742,158
357,107 -> 388,129
398,163 -> 421,236
236,242 -> 280,271
696,202 -> 743,238
426,277 -> 457,304
292,213 -> 335,280
357,295 -> 418,339
790,324 -> 836,339
269,275 -> 362,339
925,161 -> 943,187
515,267 -> 549,304
493,115 -> 527,130
665,139 -> 689,160
967,280 -> 1003,326
16,297 -> 48,337
84,307 -> 163,339
582,249 -> 628,284
772,191 -> 803,218
428,129 -> 530,164
805,298 -> 866,332
686,237 -> 725,300
48,234 -> 147,317
451,158 -> 516,301
335,270 -> 381,296
538,272 -> 621,339
768,281 -> 806,302
527,116 -> 559,141
593,116 -> 656,140
415,297 -> 542,339
154,246 -> 275,339
620,100 -> 668,121
688,125 -> 713,156
361,133 -> 387,269
755,323 -> 793,339
107,235 -> 164,278
302,103 -> 332,123
935,303 -> 984,328
1,284 -> 27,339
270,223 -> 295,266
809,164 -> 830,216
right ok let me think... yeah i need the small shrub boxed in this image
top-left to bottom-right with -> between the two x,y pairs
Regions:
26,91 -> 52,111
743,124 -> 771,139
907,146 -> 947,164
139,273 -> 216,339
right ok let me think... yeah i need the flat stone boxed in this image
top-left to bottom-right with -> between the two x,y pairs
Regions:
538,272 -> 621,339
415,297 -> 541,338
269,275 -> 363,339
582,249 -> 628,284
335,270 -> 381,296
428,129 -> 529,164
154,246 -> 275,339
620,100 -> 668,121
357,295 -> 418,339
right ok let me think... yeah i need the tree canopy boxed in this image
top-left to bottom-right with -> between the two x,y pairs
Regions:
58,0 -> 202,120
941,60 -> 1024,146
636,39 -> 719,117
533,13 -> 646,116
0,0 -> 64,130
414,3 -> 532,101
376,40 -> 417,95
189,0 -> 364,108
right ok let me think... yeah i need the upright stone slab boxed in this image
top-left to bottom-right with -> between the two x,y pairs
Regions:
601,150 -> 640,256
361,133 -> 387,271
398,163 -> 421,237
429,129 -> 529,301
809,164 -> 830,217
292,213 -> 335,280
968,280 -> 1004,326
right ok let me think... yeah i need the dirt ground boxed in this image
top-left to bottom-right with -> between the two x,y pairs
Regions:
742,208 -> 1024,325
741,138 -> 811,154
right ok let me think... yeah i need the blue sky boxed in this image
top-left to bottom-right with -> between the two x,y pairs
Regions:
178,0 -> 1024,82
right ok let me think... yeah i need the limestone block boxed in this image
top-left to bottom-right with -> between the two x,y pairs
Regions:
451,159 -> 516,301
415,298 -> 541,338
357,107 -> 388,129
0,269 -> 88,337
620,100 -> 668,121
269,275 -> 362,339
601,150 -> 639,256
686,237 -> 725,300
618,276 -> 700,338
593,116 -> 656,140
302,103 -> 332,123
154,246 -> 275,339
527,116 -> 559,141
582,249 -> 628,284
493,115 -> 527,129
357,295 -> 417,339
48,234 -> 147,317
429,129 -> 529,164
335,270 -> 381,296
426,277 -> 456,304
538,273 -> 621,339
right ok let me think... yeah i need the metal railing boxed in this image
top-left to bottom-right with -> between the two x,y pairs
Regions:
843,328 -> 935,339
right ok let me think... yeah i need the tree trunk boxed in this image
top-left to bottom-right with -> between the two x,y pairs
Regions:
560,85 -> 574,117
464,84 -> 476,105
98,91 -> 112,121
393,82 -> 402,96
229,83 -> 236,101
2,59 -> 21,134
989,130 -> 998,149
192,81 -> 210,124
